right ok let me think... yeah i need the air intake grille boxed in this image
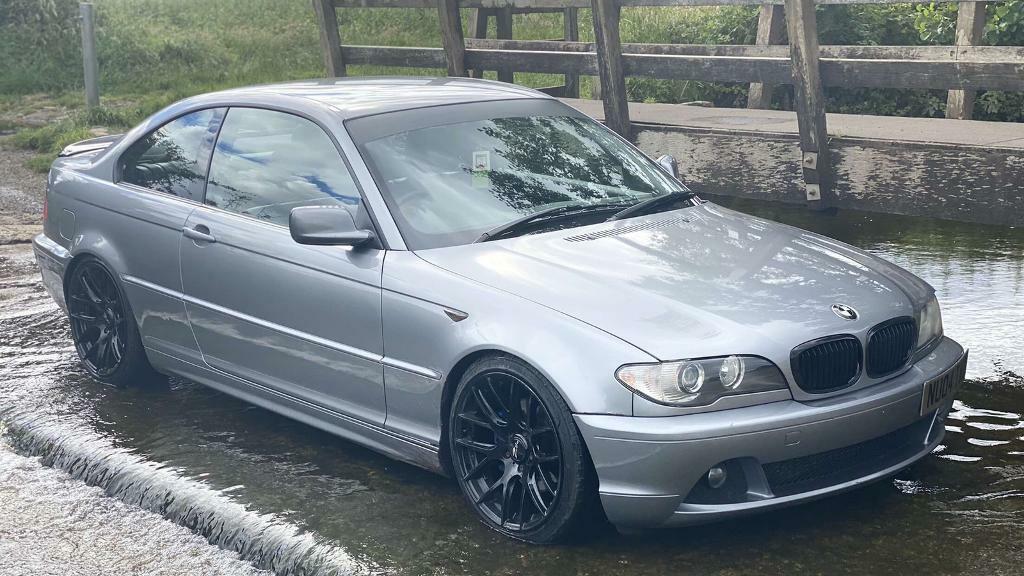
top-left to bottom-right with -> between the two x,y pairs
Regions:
791,336 -> 862,393
866,317 -> 916,377
563,216 -> 687,242
763,417 -> 931,497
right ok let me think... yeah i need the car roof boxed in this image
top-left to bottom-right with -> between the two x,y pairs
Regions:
203,77 -> 553,119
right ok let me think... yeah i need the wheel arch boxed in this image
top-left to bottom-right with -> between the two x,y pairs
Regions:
438,348 -> 607,537
438,348 -> 517,476
63,245 -> 141,334
63,250 -> 122,296
436,347 -> 602,481
62,232 -> 131,297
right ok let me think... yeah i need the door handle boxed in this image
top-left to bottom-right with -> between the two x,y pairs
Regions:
183,225 -> 216,244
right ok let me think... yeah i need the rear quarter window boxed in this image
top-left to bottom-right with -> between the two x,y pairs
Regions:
118,108 -> 224,200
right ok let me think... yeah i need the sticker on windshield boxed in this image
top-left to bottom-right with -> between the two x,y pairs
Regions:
472,151 -> 491,188
472,151 -> 491,172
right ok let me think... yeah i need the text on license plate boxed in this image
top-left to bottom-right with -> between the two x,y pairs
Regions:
920,350 -> 968,417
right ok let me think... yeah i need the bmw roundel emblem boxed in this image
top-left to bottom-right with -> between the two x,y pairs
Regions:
831,303 -> 858,321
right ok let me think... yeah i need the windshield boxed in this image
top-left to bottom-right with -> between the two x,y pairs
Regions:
356,107 -> 688,249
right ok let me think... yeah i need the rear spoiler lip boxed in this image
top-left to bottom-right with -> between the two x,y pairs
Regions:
58,133 -> 124,157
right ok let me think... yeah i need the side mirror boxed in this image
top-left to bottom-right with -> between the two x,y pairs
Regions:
656,154 -> 680,180
289,206 -> 376,247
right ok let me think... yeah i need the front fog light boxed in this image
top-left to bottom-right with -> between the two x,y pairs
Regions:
719,355 -> 745,389
707,466 -> 727,489
677,362 -> 704,393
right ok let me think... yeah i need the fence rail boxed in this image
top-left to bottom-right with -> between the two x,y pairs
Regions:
341,45 -> 1024,91
333,0 -> 988,7
314,0 -> 1019,210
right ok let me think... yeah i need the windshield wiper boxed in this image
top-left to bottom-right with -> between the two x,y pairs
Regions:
475,203 -> 628,243
606,190 -> 694,222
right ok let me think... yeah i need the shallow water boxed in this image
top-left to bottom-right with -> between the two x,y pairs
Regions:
0,437 -> 270,576
1,199 -> 1023,575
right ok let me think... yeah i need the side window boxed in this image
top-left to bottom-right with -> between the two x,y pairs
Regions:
119,108 -> 222,200
205,108 -> 361,226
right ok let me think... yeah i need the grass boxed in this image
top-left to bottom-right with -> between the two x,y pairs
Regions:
3,0 -> 1016,172
0,0 -> 760,171
5,93 -> 191,172
3,0 -> 760,96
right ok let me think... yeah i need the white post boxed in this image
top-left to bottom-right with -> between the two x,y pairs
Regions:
80,2 -> 100,109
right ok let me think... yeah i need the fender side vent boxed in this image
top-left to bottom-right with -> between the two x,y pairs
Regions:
564,215 -> 688,242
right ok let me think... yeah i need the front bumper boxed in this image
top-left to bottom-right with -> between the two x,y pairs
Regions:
33,233 -> 71,311
576,336 -> 965,529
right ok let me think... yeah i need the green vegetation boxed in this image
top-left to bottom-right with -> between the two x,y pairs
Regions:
1,0 -> 1022,171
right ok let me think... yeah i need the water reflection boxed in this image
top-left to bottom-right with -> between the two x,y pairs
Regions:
205,108 -> 361,226
711,195 -> 1024,381
119,108 -> 222,201
2,196 -> 1024,575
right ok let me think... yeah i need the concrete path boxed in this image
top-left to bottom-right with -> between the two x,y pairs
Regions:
563,98 -> 1024,149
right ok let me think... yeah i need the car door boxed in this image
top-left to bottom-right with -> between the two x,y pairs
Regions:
111,107 -> 224,365
178,107 -> 386,426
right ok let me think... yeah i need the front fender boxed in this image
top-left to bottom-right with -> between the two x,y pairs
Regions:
379,251 -> 652,446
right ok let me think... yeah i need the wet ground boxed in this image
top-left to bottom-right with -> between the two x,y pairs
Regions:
0,438 -> 269,576
0,144 -> 45,245
1,199 -> 1023,575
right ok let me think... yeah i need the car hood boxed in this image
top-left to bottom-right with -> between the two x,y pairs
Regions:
415,203 -> 933,361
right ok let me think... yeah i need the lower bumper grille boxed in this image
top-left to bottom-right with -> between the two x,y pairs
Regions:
763,417 -> 933,497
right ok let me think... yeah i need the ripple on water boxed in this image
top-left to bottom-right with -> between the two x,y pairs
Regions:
1,411 -> 377,576
4,206 -> 1024,574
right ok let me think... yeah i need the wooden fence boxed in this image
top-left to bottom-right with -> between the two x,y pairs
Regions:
313,0 -> 1023,209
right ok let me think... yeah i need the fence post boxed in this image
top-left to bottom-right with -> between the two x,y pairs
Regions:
468,9 -> 490,79
313,0 -> 345,77
438,0 -> 467,76
79,2 -> 99,109
747,4 -> 785,109
785,0 -> 832,210
495,7 -> 514,83
946,2 -> 987,120
590,0 -> 630,136
563,8 -> 581,98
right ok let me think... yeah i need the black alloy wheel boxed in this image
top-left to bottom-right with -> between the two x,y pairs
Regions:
449,356 -> 595,543
68,260 -> 127,377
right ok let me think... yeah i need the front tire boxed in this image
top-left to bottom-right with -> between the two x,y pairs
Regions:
66,257 -> 163,388
448,355 -> 594,543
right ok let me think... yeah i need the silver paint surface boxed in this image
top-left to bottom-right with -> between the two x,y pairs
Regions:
33,77 -> 965,528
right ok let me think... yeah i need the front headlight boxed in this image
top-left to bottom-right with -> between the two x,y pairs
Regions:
615,355 -> 787,407
915,295 -> 943,349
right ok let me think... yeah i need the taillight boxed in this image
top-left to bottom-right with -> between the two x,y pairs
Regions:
42,195 -> 48,222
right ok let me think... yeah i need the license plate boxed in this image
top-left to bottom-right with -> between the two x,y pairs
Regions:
920,350 -> 968,416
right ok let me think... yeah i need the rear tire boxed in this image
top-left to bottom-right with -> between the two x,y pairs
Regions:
66,256 -> 164,388
448,355 -> 594,543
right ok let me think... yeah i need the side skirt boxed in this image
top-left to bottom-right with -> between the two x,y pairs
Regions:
145,348 -> 445,474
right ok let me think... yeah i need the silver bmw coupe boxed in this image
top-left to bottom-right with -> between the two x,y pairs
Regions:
34,77 -> 967,543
